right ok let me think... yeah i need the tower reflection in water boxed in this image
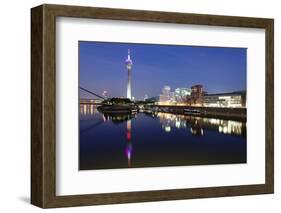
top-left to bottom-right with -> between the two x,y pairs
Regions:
125,120 -> 133,167
80,104 -> 246,169
99,110 -> 135,167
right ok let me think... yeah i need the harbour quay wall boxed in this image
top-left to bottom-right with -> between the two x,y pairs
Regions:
150,105 -> 247,121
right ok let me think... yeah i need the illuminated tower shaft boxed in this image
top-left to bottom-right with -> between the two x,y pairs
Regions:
125,49 -> 133,99
127,69 -> 131,99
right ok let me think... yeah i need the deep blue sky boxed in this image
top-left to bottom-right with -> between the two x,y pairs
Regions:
79,41 -> 246,100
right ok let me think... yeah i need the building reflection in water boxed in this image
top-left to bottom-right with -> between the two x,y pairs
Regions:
190,118 -> 204,136
203,118 -> 243,135
80,105 -> 245,168
80,104 -> 97,116
80,105 -> 245,137
157,113 -> 187,133
80,104 -> 243,136
156,112 -> 244,136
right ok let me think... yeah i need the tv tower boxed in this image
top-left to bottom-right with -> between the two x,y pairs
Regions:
125,49 -> 133,99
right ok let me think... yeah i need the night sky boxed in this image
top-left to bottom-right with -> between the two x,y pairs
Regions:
79,41 -> 246,100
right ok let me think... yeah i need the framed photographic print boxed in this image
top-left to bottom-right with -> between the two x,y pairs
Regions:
31,4 -> 274,208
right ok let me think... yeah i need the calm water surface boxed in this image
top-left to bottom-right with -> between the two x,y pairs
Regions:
79,104 -> 246,170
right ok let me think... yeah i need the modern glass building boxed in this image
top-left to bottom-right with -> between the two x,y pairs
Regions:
203,91 -> 246,108
159,85 -> 172,103
174,88 -> 191,103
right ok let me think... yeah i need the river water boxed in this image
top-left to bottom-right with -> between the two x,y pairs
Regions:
79,104 -> 246,170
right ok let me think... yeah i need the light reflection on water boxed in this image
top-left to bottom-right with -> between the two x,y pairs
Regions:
80,104 -> 99,115
156,112 -> 244,136
79,104 -> 246,170
80,104 -> 245,136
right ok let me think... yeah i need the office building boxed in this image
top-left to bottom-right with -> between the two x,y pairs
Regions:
203,91 -> 246,108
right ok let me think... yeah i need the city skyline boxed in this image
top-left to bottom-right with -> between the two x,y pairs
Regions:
79,41 -> 247,100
